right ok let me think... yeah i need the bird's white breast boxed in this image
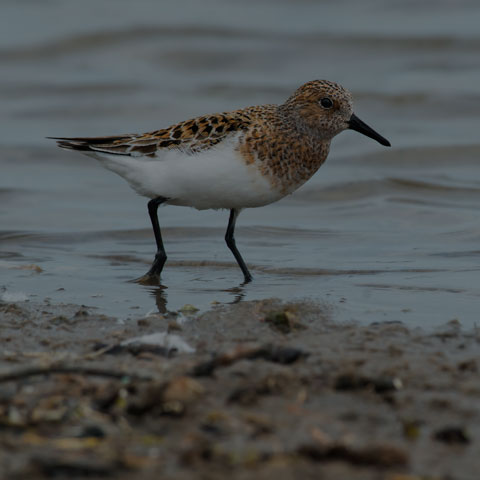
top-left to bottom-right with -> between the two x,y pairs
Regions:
87,133 -> 284,210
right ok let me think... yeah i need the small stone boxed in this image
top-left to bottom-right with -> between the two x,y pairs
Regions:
17,264 -> 43,273
163,376 -> 205,404
264,309 -> 306,334
168,320 -> 182,332
334,373 -> 402,393
78,425 -> 106,439
137,318 -> 150,327
179,304 -> 199,314
402,420 -> 421,440
433,426 -> 470,444
264,311 -> 291,333
50,315 -> 71,325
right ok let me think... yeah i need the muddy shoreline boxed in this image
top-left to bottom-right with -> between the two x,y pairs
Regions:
0,298 -> 478,479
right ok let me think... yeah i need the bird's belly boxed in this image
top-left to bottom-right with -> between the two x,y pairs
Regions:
90,138 -> 284,210
165,149 -> 284,210
165,168 -> 282,210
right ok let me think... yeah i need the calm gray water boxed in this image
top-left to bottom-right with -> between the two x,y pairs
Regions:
2,0 -> 480,327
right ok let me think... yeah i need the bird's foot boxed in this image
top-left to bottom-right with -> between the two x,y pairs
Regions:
134,253 -> 166,285
134,271 -> 162,286
242,272 -> 253,284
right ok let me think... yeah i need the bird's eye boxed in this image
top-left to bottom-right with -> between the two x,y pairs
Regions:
320,97 -> 333,109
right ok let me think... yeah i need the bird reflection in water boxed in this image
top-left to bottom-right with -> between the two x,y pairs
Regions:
146,281 -> 247,315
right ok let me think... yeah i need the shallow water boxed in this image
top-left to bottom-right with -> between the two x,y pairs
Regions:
2,0 -> 480,327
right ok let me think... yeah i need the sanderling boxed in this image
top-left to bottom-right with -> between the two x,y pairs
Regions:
50,80 -> 390,283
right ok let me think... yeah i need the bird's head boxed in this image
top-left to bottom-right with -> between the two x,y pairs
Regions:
283,80 -> 390,147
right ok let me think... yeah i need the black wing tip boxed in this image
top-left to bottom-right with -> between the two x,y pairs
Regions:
47,135 -> 130,143
48,135 -> 138,156
48,137 -> 85,150
47,135 -> 131,152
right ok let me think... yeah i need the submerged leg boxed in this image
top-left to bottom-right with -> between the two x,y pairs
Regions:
145,196 -> 168,278
225,209 -> 252,283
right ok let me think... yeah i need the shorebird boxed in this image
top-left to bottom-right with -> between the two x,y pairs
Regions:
50,80 -> 390,283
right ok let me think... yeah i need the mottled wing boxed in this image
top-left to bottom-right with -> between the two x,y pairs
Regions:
50,111 -> 251,158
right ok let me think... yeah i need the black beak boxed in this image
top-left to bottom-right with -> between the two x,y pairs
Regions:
348,113 -> 391,147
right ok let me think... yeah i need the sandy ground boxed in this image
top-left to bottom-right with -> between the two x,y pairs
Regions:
0,298 -> 479,480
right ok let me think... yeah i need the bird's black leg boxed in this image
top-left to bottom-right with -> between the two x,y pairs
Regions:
225,209 -> 252,283
145,196 -> 168,278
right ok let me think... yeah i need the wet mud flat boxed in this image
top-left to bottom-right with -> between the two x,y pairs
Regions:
0,298 -> 479,480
